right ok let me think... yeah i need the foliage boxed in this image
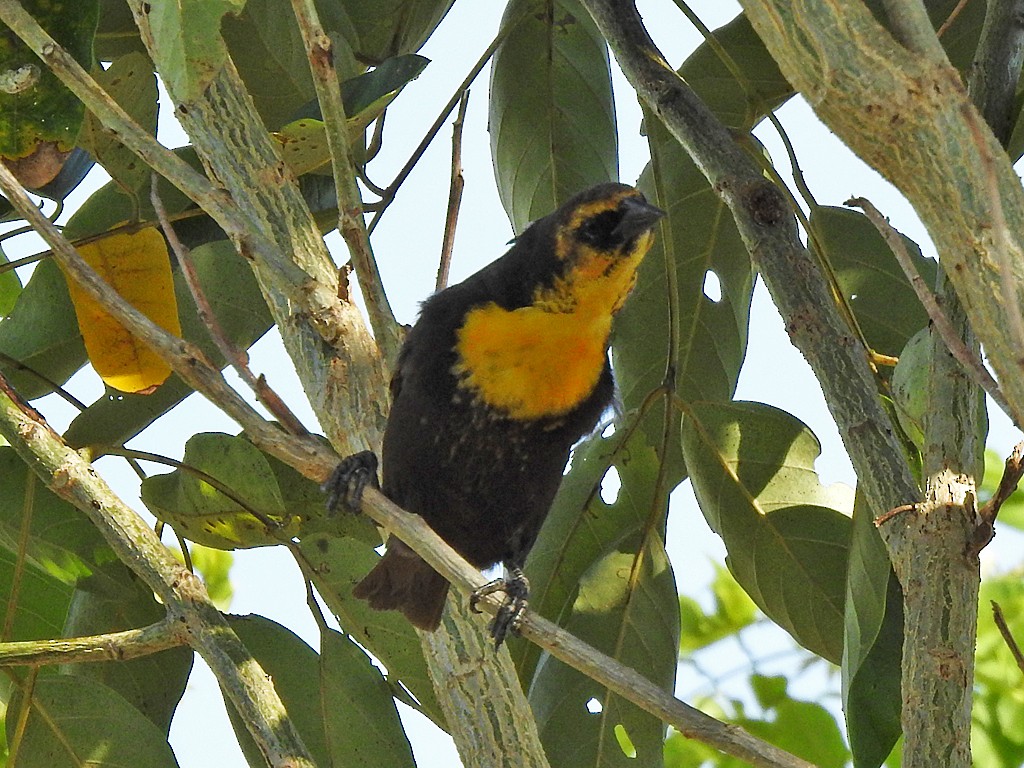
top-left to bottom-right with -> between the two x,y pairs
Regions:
0,1 -> 1021,768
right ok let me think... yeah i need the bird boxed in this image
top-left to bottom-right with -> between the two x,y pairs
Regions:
325,182 -> 664,645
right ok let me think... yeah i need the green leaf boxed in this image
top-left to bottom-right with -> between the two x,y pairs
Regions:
297,534 -> 445,727
0,448 -> 123,592
519,423 -> 678,768
742,695 -> 849,768
342,0 -> 453,62
842,491 -> 903,768
682,401 -> 853,663
678,13 -> 793,129
141,432 -> 298,550
8,675 -> 179,768
679,565 -> 758,653
530,532 -> 678,768
78,52 -> 159,212
810,206 -> 935,359
147,0 -> 244,101
489,0 -> 617,232
222,0 -> 360,130
223,615 -> 330,768
0,547 -> 73,641
0,243 -> 23,316
320,629 -> 416,767
0,258 -> 86,399
61,573 -> 193,734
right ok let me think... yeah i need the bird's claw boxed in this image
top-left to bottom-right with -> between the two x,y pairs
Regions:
470,568 -> 530,648
323,451 -> 380,513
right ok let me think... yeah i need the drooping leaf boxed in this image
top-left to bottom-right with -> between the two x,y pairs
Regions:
682,401 -> 853,663
67,228 -> 181,394
0,258 -> 86,400
78,51 -> 159,211
298,533 -> 445,728
520,418 -> 678,768
8,674 -> 179,768
0,0 -> 98,186
341,0 -> 454,62
222,0 -> 360,130
843,492 -> 903,768
489,0 -> 617,233
320,629 -> 416,768
61,572 -> 193,734
810,206 -> 935,360
64,239 -> 273,448
223,615 -> 331,768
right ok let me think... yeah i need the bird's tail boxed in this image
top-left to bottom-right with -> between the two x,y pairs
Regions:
352,536 -> 450,630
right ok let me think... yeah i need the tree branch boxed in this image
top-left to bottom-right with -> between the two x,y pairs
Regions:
0,378 -> 316,768
0,618 -> 186,667
579,0 -> 920,515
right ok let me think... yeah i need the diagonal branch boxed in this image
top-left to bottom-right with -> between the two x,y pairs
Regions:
579,0 -> 920,518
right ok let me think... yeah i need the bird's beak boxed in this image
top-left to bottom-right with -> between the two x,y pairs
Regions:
613,196 -> 666,241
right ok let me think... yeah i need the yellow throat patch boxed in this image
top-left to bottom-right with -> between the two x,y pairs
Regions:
453,228 -> 654,420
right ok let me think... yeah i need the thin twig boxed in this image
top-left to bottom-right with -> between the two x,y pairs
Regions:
289,0 -> 401,363
368,18 -> 518,234
150,176 -> 309,437
0,618 -> 187,667
0,352 -> 88,411
436,90 -> 470,292
979,441 -> 1024,527
846,196 -> 1011,417
937,0 -> 972,38
992,601 -> 1024,676
875,503 -> 920,527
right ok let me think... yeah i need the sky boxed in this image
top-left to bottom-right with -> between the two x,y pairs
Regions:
6,1 -> 1024,766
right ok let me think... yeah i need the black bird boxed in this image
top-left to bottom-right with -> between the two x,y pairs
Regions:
327,182 -> 664,643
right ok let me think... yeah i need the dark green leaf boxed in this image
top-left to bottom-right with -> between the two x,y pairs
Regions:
521,422 -> 678,768
79,52 -> 159,212
223,615 -> 330,768
0,242 -> 23,316
0,258 -> 85,399
61,573 -> 193,734
679,13 -> 793,129
490,0 -> 617,232
682,401 -> 853,663
342,0 -> 454,62
843,492 -> 903,768
223,0 -> 360,130
8,675 -> 179,768
298,533 -> 446,727
320,629 -> 416,767
810,206 -> 935,359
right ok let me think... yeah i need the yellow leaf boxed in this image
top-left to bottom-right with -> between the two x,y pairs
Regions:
67,228 -> 180,393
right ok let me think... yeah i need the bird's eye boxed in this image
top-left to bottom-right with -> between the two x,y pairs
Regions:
576,210 -> 622,248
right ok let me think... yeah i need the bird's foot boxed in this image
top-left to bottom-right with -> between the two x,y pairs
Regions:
470,567 -> 529,648
322,451 -> 379,513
